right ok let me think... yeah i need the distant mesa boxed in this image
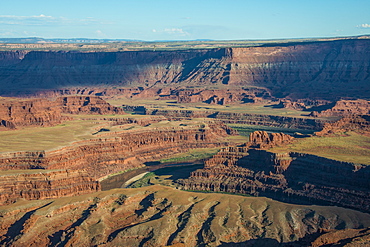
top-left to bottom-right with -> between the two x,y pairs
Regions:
0,38 -> 369,101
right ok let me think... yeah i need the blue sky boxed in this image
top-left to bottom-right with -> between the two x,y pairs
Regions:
1,0 -> 370,40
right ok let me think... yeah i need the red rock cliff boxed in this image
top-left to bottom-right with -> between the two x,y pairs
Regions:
179,131 -> 370,213
0,169 -> 100,205
0,39 -> 369,100
0,122 -> 231,179
0,96 -> 124,129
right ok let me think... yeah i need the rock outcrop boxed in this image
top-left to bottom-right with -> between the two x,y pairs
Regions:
0,122 -> 232,179
0,98 -> 65,129
247,131 -> 294,148
0,96 -> 124,129
179,131 -> 370,213
0,39 -> 369,100
142,108 -> 326,130
310,99 -> 370,117
56,96 -> 125,115
0,185 -> 369,246
176,88 -> 272,104
316,114 -> 370,136
0,169 -> 100,205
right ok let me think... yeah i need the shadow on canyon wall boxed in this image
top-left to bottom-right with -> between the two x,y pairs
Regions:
0,39 -> 369,100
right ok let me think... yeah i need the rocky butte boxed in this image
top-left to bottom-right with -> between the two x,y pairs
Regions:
0,37 -> 369,246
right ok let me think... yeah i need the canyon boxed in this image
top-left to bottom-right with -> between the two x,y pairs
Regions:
1,185 -> 370,247
0,37 -> 369,246
179,131 -> 370,213
0,39 -> 369,101
0,95 -> 236,206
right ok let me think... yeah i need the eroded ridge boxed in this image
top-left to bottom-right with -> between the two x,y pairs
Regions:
0,120 -> 234,205
179,131 -> 370,213
0,185 -> 369,246
0,169 -> 100,206
0,96 -> 124,130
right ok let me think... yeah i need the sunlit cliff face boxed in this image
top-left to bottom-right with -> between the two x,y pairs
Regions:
0,39 -> 369,100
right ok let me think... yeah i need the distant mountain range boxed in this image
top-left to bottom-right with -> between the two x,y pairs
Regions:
0,37 -> 143,43
1,36 -> 369,44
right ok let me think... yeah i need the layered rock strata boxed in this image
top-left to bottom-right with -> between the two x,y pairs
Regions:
0,123 -> 232,179
0,98 -> 65,129
175,88 -> 273,104
0,185 -> 369,246
179,131 -> 370,213
0,169 -> 100,205
0,96 -> 124,129
248,130 -> 295,148
0,39 -> 369,100
143,108 -> 326,130
316,114 -> 370,136
57,96 -> 124,115
310,99 -> 370,117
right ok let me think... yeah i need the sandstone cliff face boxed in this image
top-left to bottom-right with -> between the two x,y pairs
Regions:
0,185 -> 369,247
0,98 -> 65,129
316,114 -> 370,136
179,131 -> 370,213
176,88 -> 272,104
0,96 -> 124,129
0,122 -> 231,179
143,108 -> 326,130
56,96 -> 125,115
247,131 -> 294,148
0,169 -> 100,205
0,39 -> 369,100
310,99 -> 370,117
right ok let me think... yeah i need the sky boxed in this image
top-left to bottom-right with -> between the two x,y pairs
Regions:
1,0 -> 370,41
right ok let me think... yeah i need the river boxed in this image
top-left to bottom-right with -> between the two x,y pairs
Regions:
100,161 -> 203,190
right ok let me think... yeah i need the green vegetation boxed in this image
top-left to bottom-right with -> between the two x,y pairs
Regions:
127,172 -> 156,188
270,131 -> 370,165
159,148 -> 220,164
127,164 -> 204,188
107,97 -> 314,118
0,119 -> 100,152
228,124 -> 315,137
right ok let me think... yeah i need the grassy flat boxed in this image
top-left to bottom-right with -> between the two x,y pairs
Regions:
270,132 -> 370,165
107,97 -> 337,120
0,115 -> 229,153
0,169 -> 63,176
159,148 -> 220,164
0,119 -> 101,152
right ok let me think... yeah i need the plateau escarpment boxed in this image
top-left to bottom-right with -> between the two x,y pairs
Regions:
179,131 -> 370,213
0,122 -> 232,176
0,37 -> 369,246
0,169 -> 100,205
0,39 -> 369,100
139,107 -> 326,130
0,185 -> 369,246
0,98 -> 65,129
0,120 -> 234,204
310,99 -> 370,117
0,96 -> 124,129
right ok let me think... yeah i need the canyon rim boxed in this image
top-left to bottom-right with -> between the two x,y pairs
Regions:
0,36 -> 369,246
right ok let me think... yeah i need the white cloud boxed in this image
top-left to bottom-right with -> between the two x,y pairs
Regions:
357,23 -> 370,28
163,28 -> 189,36
151,28 -> 190,37
0,14 -> 102,26
95,30 -> 107,38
